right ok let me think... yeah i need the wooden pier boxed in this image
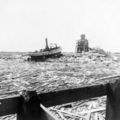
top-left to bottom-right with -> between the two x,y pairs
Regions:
0,76 -> 120,120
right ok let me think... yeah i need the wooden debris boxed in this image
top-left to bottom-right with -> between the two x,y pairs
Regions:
0,52 -> 120,119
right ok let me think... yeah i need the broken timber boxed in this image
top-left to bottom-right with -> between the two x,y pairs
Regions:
0,76 -> 120,120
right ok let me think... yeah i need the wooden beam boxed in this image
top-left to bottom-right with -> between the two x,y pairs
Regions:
0,96 -> 20,116
106,80 -> 120,120
39,84 -> 107,107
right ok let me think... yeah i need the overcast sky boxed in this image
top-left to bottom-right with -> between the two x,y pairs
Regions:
0,0 -> 120,52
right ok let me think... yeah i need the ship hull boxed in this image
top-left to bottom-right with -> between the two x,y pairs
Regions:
28,47 -> 62,61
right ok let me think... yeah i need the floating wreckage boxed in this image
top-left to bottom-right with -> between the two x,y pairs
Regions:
28,38 -> 63,61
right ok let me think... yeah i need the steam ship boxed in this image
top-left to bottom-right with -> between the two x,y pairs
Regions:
28,38 -> 62,61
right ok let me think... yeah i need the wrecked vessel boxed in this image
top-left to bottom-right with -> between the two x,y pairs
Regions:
28,38 -> 62,61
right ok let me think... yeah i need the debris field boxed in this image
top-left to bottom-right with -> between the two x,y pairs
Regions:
0,51 -> 120,120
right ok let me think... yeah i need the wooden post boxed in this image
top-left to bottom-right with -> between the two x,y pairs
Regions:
106,80 -> 120,120
17,90 -> 58,120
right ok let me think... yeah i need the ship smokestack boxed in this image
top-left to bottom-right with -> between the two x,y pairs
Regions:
45,38 -> 49,50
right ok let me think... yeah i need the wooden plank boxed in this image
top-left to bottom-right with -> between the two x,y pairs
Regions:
39,84 -> 107,107
40,104 -> 59,120
0,96 -> 20,116
106,80 -> 120,120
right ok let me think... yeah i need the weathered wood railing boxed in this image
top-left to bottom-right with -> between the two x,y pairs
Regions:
0,76 -> 120,120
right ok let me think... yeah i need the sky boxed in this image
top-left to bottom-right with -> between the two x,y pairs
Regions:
0,0 -> 120,52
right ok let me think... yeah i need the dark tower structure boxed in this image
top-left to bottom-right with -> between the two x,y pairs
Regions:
76,34 -> 89,53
